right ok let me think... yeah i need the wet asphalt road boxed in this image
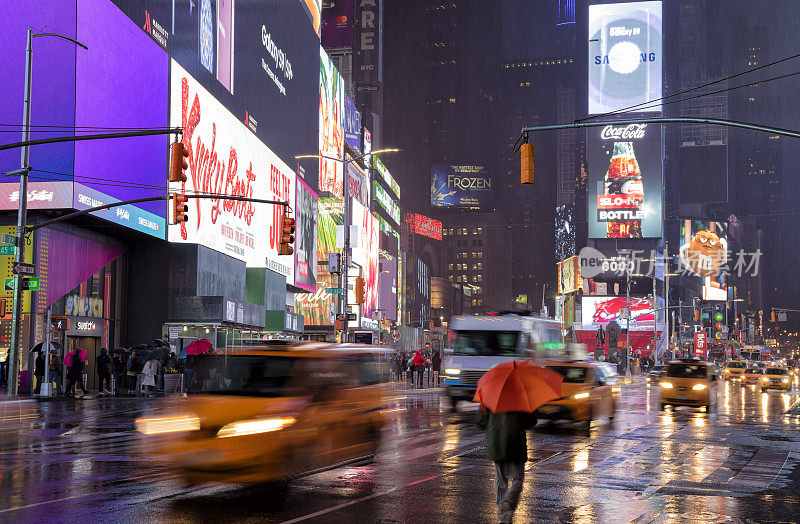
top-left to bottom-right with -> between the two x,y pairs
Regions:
3,379 -> 800,523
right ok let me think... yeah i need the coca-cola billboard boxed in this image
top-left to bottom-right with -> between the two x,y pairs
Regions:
169,60 -> 296,280
587,124 -> 662,239
588,1 -> 662,115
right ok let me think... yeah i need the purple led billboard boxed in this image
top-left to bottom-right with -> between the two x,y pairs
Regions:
322,0 -> 354,48
75,0 -> 169,221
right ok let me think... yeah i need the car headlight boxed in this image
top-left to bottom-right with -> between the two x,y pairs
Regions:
783,378 -> 789,383
692,384 -> 707,391
660,381 -> 673,389
444,368 -> 461,375
217,416 -> 297,438
762,377 -> 769,382
135,414 -> 200,435
573,392 -> 589,400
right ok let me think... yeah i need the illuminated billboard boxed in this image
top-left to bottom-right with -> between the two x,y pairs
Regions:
555,204 -> 575,262
373,181 -> 401,225
374,156 -> 400,198
294,177 -> 319,293
344,95 -> 361,153
557,256 -> 582,294
679,220 -> 728,301
431,164 -> 491,208
169,61 -> 295,279
581,296 -> 656,330
406,213 -> 442,241
588,1 -> 662,114
319,47 -> 345,196
351,200 -> 380,319
587,124 -> 662,239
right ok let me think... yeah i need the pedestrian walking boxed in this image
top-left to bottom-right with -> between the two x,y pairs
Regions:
142,358 -> 158,396
413,350 -> 426,388
112,354 -> 124,395
65,351 -> 87,397
33,351 -> 45,394
476,407 -> 537,523
96,348 -> 112,395
432,349 -> 442,387
595,326 -> 606,355
49,353 -> 62,396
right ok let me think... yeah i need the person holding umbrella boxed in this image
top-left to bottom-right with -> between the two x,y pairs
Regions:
474,361 -> 563,524
33,351 -> 45,394
96,348 -> 112,396
65,348 -> 88,398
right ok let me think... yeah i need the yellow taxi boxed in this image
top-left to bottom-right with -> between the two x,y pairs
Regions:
535,361 -> 618,423
741,367 -> 763,386
135,342 -> 388,485
760,366 -> 791,392
660,359 -> 719,410
722,360 -> 748,380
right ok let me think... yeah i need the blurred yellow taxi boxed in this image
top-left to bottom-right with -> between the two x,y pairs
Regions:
722,360 -> 748,380
660,359 -> 719,410
136,342 -> 388,485
760,366 -> 791,392
741,367 -> 763,385
535,361 -> 618,423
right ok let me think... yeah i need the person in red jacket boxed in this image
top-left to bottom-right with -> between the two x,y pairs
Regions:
413,350 -> 426,388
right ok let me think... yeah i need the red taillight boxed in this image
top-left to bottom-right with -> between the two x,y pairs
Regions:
448,332 -> 456,341
486,311 -> 498,316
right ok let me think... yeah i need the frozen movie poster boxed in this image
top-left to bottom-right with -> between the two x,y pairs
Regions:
295,177 -> 319,292
319,47 -> 345,196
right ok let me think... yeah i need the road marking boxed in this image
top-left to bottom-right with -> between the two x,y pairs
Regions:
278,465 -> 475,524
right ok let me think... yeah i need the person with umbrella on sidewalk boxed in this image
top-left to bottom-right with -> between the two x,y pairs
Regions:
33,351 -> 45,394
474,361 -> 563,524
65,348 -> 88,398
96,348 -> 112,396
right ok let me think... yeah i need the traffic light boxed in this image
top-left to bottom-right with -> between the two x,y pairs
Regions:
354,276 -> 365,305
279,211 -> 295,256
169,141 -> 189,183
771,310 -> 777,322
520,141 -> 534,184
172,193 -> 188,223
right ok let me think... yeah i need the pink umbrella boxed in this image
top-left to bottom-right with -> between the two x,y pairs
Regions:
63,348 -> 88,366
185,338 -> 213,356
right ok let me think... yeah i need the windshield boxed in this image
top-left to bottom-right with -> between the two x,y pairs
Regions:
546,366 -> 588,383
667,364 -> 707,379
765,368 -> 787,375
745,368 -> 762,374
206,356 -> 299,397
727,362 -> 747,369
453,330 -> 519,356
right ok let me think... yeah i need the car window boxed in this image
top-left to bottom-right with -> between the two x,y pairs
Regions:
667,364 -> 707,379
727,362 -> 747,369
207,356 -> 299,397
453,330 -> 519,356
765,368 -> 787,375
744,368 -> 762,374
546,366 -> 588,383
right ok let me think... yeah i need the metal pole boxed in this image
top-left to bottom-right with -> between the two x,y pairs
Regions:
626,269 -> 630,377
652,269 -> 657,358
665,242 -> 670,358
7,29 -> 33,396
41,308 -> 52,397
341,157 -> 351,343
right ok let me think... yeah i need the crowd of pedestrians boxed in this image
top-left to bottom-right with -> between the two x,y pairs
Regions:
390,348 -> 442,388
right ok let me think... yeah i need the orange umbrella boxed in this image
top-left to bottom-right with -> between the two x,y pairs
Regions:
473,360 -> 563,413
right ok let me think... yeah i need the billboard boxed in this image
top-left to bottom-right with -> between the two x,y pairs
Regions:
555,204 -> 576,262
319,47 -> 345,196
407,213 -> 442,241
587,124 -> 662,239
322,0 -> 353,48
581,296 -> 656,330
679,220 -> 728,301
374,156 -> 400,198
354,0 -> 382,85
351,200 -> 380,319
111,0 -> 320,186
588,1 -> 662,114
557,256 -> 582,294
169,61 -> 295,279
379,255 -> 398,322
344,95 -> 362,153
431,164 -> 491,208
294,177 -> 319,292
294,197 -> 343,326
347,160 -> 370,207
373,182 -> 401,226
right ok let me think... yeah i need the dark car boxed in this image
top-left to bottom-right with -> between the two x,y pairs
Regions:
647,364 -> 665,383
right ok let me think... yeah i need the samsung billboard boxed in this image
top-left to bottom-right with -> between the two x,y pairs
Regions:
588,1 -> 662,115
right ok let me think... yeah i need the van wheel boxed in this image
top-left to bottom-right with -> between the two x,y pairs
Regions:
446,396 -> 457,410
660,403 -> 667,411
761,387 -> 766,393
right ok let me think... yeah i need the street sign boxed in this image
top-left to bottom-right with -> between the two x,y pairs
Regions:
391,330 -> 401,342
1,234 -> 18,246
12,262 -> 35,276
0,245 -> 16,256
714,312 -> 724,322
51,317 -> 69,332
346,313 -> 357,321
326,287 -> 344,295
778,312 -> 788,322
5,277 -> 39,291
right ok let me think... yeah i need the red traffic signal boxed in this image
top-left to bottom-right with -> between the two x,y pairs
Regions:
279,211 -> 295,256
169,141 -> 189,183
172,193 -> 188,223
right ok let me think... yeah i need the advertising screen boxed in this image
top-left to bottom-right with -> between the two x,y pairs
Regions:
346,160 -> 369,207
406,213 -> 442,241
344,95 -> 362,153
169,61 -> 295,279
379,255 -> 398,322
111,0 -> 319,186
294,197 -> 342,326
373,181 -> 401,226
587,123 -> 662,239
679,220 -> 728,301
294,177 -> 319,292
557,256 -> 582,294
555,203 -> 575,262
581,296 -> 656,330
351,199 -> 380,319
374,156 -> 400,198
322,0 -> 353,50
431,164 -> 491,208
319,47 -> 345,197
588,1 -> 662,115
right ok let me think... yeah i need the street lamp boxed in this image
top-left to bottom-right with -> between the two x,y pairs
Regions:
6,29 -> 87,396
295,148 -> 400,342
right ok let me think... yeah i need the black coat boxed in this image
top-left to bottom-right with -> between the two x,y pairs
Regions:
476,409 -> 536,463
34,354 -> 45,377
68,355 -> 84,379
97,352 -> 112,376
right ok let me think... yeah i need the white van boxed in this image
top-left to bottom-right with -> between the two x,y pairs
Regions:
440,313 -> 565,407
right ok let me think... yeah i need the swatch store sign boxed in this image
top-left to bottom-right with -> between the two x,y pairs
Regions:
169,61 -> 296,280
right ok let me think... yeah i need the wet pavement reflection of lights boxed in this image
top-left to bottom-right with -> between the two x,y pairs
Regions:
762,391 -> 770,423
573,448 -> 590,472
